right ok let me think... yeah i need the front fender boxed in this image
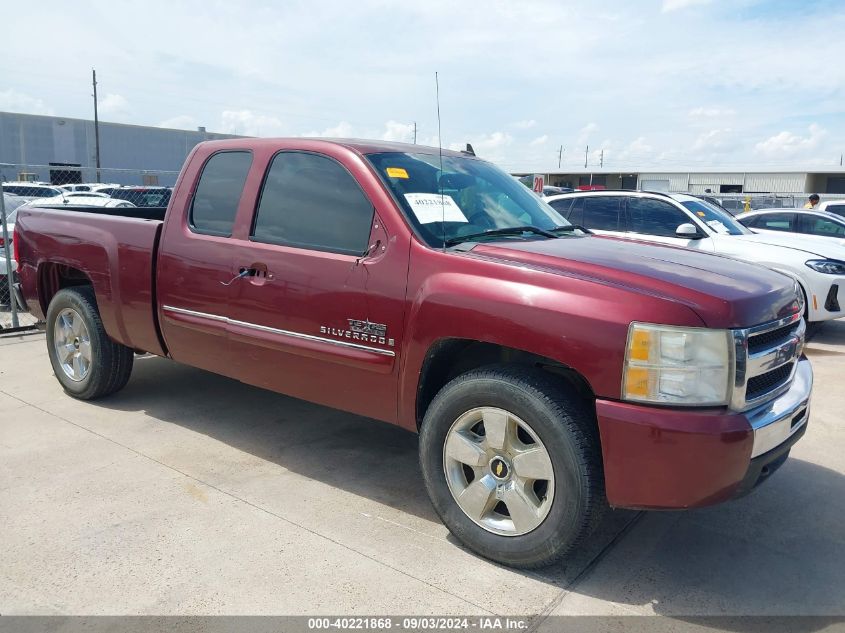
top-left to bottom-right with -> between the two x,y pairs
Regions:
397,254 -> 704,428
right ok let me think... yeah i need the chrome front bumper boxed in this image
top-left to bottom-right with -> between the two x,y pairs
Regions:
746,357 -> 812,459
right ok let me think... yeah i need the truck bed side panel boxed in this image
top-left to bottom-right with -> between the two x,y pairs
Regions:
16,209 -> 165,356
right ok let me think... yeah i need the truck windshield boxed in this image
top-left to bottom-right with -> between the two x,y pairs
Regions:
681,199 -> 751,236
366,152 -> 569,247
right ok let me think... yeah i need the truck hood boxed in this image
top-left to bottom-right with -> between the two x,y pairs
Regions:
470,235 -> 800,328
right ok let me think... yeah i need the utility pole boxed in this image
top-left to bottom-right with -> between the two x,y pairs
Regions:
413,121 -> 417,144
600,149 -> 604,168
92,68 -> 101,183
584,145 -> 589,168
558,145 -> 563,169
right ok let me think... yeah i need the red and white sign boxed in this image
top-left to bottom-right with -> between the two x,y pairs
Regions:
532,174 -> 545,193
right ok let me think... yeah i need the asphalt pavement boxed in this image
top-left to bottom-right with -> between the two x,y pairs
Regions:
1,323 -> 843,624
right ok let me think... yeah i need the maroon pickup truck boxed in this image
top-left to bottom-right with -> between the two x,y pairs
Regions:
14,139 -> 811,568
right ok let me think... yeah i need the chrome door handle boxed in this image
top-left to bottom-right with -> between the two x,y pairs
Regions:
220,269 -> 251,286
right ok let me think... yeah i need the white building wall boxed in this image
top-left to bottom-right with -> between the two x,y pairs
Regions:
638,172 -> 807,193
744,173 -> 805,193
688,173 -> 745,186
638,173 -> 689,191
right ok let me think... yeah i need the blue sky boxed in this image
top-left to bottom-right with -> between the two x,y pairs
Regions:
2,0 -> 843,171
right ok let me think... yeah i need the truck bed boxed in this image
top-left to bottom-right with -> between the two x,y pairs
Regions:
15,206 -> 166,356
32,204 -> 167,221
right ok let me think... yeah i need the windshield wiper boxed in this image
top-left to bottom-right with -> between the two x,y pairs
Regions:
549,224 -> 593,234
444,225 -> 559,247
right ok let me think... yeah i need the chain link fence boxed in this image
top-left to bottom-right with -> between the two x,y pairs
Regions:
1,164 -> 179,332
1,189 -> 36,330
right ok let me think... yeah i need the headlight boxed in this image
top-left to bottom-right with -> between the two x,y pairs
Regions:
623,323 -> 732,406
805,259 -> 845,275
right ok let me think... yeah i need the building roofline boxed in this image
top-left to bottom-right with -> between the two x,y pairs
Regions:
0,109 -> 245,137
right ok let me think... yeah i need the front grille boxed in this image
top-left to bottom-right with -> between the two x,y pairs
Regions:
747,321 -> 800,354
732,313 -> 804,411
746,363 -> 794,401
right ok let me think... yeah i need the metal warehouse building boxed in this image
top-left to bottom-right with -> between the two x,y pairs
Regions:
0,111 -> 242,186
515,168 -> 845,195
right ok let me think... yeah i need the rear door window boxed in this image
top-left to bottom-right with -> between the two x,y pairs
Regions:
627,198 -> 690,237
566,198 -> 584,225
755,213 -> 796,232
251,151 -> 374,255
802,216 -> 845,237
823,204 -> 845,218
547,198 -> 573,216
190,151 -> 253,236
582,197 -> 622,231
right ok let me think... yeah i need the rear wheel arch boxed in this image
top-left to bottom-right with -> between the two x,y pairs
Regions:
37,262 -> 95,316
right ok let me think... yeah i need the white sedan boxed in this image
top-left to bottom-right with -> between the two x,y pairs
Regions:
546,190 -> 845,324
737,208 -> 845,245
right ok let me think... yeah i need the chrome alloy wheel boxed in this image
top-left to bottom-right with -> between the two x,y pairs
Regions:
443,407 -> 555,536
53,308 -> 92,382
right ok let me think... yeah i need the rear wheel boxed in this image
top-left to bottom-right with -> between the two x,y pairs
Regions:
419,366 -> 605,568
46,287 -> 134,400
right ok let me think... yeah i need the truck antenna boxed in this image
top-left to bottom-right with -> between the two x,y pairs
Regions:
436,71 -> 445,251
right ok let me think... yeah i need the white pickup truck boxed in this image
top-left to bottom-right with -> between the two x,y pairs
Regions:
546,190 -> 845,324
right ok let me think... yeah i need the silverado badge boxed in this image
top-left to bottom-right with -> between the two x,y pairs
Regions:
320,319 -> 395,347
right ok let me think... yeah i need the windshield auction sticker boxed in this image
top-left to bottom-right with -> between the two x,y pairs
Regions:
706,219 -> 730,234
386,167 -> 409,179
403,193 -> 468,224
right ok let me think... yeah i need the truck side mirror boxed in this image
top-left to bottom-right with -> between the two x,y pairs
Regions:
676,223 -> 703,239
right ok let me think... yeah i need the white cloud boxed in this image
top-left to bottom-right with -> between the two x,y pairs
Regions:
514,119 -> 536,129
689,107 -> 735,118
317,121 -> 356,138
576,123 -> 599,147
755,124 -> 828,158
449,132 -> 513,161
220,110 -> 286,136
0,89 -> 53,115
381,120 -> 415,142
99,93 -> 130,117
530,135 -> 548,146
662,0 -> 712,12
158,115 -> 199,130
626,137 -> 653,155
692,128 -> 734,152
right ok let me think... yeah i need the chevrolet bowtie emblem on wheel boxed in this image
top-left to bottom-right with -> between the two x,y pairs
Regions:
491,457 -> 509,480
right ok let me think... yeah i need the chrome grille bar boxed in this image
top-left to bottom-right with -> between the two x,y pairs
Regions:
730,312 -> 805,412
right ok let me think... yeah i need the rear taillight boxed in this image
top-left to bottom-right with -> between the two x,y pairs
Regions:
12,224 -> 20,259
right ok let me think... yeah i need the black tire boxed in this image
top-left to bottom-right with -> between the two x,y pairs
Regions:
45,286 -> 134,400
419,365 -> 606,569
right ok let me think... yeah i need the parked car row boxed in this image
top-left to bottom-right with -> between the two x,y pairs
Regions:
2,182 -> 173,208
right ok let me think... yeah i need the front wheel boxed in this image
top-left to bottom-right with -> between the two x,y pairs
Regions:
46,287 -> 134,400
419,366 -> 606,568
